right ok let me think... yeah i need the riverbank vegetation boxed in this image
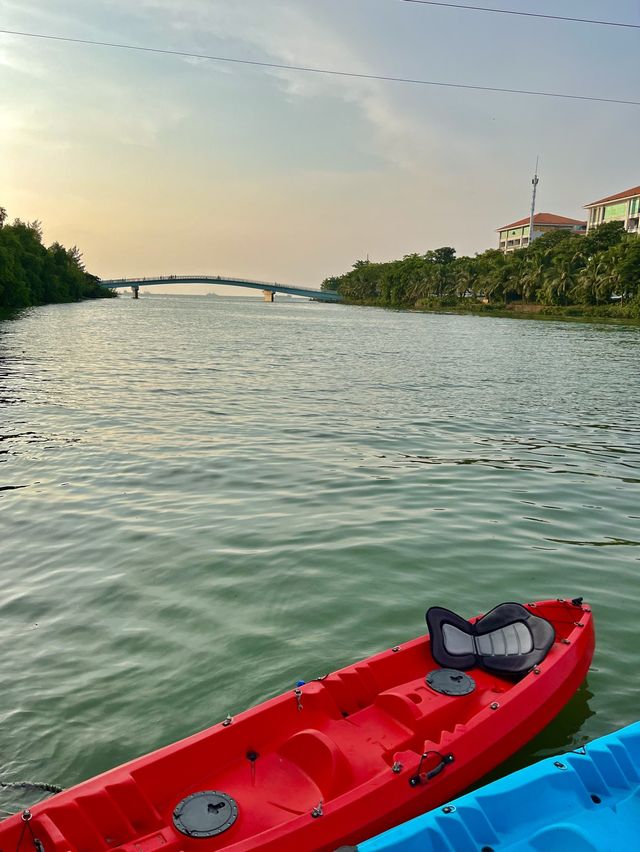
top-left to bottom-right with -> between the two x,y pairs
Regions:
0,207 -> 114,312
323,222 -> 640,320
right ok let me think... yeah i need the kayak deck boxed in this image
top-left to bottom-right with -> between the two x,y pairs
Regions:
133,664 -> 507,822
1,599 -> 594,852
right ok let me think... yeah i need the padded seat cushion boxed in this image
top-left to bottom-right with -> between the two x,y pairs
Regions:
426,602 -> 555,679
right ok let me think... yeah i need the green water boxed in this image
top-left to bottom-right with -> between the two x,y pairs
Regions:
1,296 -> 639,812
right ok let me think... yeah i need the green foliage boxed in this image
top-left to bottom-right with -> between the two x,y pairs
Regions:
582,220 -> 626,255
323,224 -> 640,318
0,213 -> 114,311
617,239 -> 640,297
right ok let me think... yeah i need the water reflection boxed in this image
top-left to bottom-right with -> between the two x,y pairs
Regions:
387,452 -> 640,485
548,537 -> 640,548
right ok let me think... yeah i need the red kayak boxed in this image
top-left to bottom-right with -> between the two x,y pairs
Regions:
2,599 -> 594,852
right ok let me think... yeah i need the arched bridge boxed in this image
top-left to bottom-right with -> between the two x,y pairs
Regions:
99,275 -> 341,302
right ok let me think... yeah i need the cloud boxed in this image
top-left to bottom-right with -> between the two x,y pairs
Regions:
131,0 -> 452,174
0,31 -> 49,78
1,0 -> 463,173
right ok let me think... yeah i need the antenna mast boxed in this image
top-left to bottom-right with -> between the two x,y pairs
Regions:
528,156 -> 539,247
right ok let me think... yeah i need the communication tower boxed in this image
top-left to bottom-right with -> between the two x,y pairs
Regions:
528,157 -> 540,246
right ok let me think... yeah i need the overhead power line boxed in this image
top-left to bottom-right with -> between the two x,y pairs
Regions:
1,28 -> 639,107
398,0 -> 640,29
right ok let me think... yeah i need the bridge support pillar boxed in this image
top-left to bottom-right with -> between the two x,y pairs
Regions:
132,286 -> 139,299
263,290 -> 275,302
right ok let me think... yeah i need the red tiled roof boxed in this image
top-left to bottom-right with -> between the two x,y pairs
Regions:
584,185 -> 640,208
497,212 -> 587,232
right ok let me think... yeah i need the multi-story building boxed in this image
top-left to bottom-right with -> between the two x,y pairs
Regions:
584,185 -> 640,234
497,213 -> 587,253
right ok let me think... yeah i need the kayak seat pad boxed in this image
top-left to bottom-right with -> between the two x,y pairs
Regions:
426,602 -> 555,679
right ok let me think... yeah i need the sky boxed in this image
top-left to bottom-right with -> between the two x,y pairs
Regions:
1,0 -> 639,295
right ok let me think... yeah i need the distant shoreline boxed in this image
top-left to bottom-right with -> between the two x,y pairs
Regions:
419,305 -> 640,327
342,298 -> 640,327
322,222 -> 640,323
0,215 -> 114,314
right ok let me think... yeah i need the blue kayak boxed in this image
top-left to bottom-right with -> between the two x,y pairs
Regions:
353,722 -> 640,851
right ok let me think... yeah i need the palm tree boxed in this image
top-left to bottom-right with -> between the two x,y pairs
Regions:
542,248 -> 584,305
596,251 -> 622,304
573,257 -> 606,304
521,257 -> 546,303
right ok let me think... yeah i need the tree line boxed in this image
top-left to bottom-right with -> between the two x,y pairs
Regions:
322,222 -> 640,318
0,207 -> 114,312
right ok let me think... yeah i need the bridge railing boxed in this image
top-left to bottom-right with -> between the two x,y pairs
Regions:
101,275 -> 298,287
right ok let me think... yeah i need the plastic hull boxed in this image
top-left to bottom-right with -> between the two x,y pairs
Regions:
359,721 -> 640,851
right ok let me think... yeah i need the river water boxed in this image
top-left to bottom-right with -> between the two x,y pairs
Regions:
1,295 -> 639,812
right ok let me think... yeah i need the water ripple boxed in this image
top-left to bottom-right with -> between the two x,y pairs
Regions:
0,298 -> 639,801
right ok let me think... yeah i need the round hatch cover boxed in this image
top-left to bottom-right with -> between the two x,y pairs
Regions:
426,668 -> 476,696
173,791 -> 238,838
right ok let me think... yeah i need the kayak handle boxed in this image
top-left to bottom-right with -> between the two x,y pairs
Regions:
409,752 -> 454,787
